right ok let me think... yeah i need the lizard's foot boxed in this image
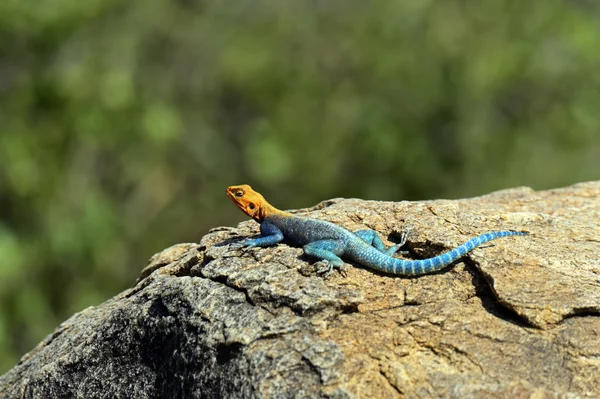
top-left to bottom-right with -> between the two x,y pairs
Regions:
230,239 -> 257,251
386,245 -> 408,257
316,260 -> 346,279
386,230 -> 410,256
397,230 -> 410,246
229,241 -> 246,250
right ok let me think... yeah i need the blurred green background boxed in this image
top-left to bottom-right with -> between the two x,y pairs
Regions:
1,0 -> 599,372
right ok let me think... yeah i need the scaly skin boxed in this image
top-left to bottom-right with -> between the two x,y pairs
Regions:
226,184 -> 528,277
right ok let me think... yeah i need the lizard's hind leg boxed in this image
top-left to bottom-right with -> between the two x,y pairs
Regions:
354,229 -> 408,256
303,240 -> 346,278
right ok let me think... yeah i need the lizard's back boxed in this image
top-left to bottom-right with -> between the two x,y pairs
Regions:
266,215 -> 354,246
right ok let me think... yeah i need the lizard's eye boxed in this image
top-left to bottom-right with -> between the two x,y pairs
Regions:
235,191 -> 243,198
248,203 -> 255,210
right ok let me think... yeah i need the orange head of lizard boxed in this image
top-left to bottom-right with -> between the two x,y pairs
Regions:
226,184 -> 270,222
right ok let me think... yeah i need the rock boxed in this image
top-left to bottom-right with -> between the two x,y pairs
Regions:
1,181 -> 599,398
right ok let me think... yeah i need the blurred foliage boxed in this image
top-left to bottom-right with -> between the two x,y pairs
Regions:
1,0 -> 599,372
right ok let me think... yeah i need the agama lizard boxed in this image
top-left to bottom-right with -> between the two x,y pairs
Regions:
226,184 -> 528,277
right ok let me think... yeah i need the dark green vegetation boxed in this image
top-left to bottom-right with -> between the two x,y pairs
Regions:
1,0 -> 599,372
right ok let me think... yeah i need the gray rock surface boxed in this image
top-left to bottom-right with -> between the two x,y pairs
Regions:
1,181 -> 599,398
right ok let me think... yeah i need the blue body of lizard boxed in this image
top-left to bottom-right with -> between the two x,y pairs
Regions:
227,185 -> 528,276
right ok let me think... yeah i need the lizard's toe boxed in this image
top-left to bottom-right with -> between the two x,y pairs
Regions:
230,241 -> 244,250
392,229 -> 410,246
230,239 -> 257,252
315,261 -> 331,276
316,260 -> 347,278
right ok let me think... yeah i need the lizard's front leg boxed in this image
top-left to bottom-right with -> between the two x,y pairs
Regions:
303,240 -> 346,278
234,220 -> 284,248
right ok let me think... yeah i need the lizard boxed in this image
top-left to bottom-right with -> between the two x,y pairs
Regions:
226,184 -> 528,277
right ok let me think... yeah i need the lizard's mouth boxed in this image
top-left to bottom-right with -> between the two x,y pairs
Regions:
226,187 -> 238,204
226,187 -> 248,215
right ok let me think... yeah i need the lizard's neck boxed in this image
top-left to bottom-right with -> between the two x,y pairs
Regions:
258,201 -> 292,222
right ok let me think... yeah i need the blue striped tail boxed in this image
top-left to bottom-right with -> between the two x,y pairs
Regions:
382,231 -> 528,276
